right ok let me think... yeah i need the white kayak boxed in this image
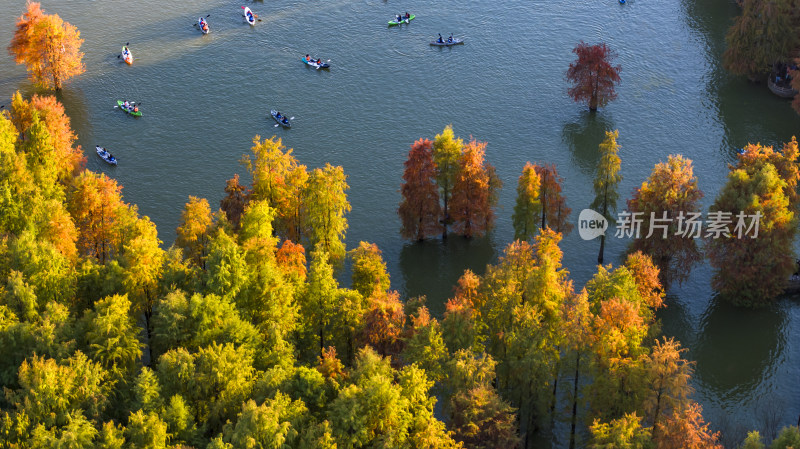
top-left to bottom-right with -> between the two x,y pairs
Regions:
198,17 -> 209,34
96,146 -> 118,165
242,6 -> 255,25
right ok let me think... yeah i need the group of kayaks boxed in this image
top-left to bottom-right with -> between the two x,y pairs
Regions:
387,13 -> 465,46
105,8 -> 463,166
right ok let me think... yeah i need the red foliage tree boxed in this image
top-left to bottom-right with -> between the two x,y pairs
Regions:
220,174 -> 247,230
398,138 -> 442,241
566,41 -> 621,111
535,164 -> 573,236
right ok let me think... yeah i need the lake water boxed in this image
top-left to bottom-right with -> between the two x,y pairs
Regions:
1,0 -> 799,445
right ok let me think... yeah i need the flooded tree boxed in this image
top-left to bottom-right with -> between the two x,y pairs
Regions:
8,2 -> 85,90
566,41 -> 621,111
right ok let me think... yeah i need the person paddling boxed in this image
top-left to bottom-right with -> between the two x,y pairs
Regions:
437,33 -> 443,43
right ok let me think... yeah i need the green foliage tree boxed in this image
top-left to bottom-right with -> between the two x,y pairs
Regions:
591,130 -> 623,264
512,162 -> 542,241
303,164 -> 351,266
707,143 -> 798,305
589,413 -> 654,449
433,125 -> 464,238
722,0 -> 798,80
349,241 -> 391,298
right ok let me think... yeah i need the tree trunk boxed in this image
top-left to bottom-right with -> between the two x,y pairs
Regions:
569,352 -> 580,449
442,190 -> 449,240
597,234 -> 606,264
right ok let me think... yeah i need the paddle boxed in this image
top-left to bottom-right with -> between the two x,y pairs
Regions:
193,14 -> 210,27
117,43 -> 130,58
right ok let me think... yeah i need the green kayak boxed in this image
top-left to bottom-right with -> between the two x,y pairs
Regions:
117,100 -> 142,117
388,14 -> 415,26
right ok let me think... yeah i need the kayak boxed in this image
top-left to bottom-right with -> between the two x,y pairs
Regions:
96,146 -> 118,165
198,17 -> 209,34
430,38 -> 464,46
242,6 -> 255,25
301,57 -> 330,69
116,100 -> 142,117
270,110 -> 291,128
388,14 -> 415,26
122,46 -> 133,64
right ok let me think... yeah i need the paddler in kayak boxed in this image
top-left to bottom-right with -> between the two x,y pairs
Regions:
404,12 -> 410,20
305,54 -> 311,62
200,18 -> 209,32
396,14 -> 403,23
447,34 -> 453,43
437,34 -> 443,43
282,117 -> 289,125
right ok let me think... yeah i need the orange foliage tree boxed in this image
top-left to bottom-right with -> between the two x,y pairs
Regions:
67,171 -> 128,264
398,138 -> 442,241
450,139 -> 499,238
566,41 -> 621,111
10,92 -> 84,182
8,2 -> 85,90
358,290 -> 406,360
656,402 -> 722,449
628,155 -> 703,287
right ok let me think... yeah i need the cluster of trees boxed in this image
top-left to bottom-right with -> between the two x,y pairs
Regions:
8,2 -> 85,90
723,0 -> 800,114
2,88 -> 799,448
398,126 -> 501,240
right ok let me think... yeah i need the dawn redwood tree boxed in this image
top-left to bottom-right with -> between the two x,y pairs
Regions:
175,196 -> 214,269
723,0 -> 798,80
302,163 -> 351,267
67,171 -> 128,264
706,150 -> 796,306
8,2 -> 85,90
433,125 -> 464,238
536,164 -> 573,235
450,139 -> 498,238
566,41 -> 621,111
348,241 -> 391,298
398,138 -> 442,241
591,130 -> 622,264
242,135 -> 308,241
512,162 -> 542,242
628,155 -> 703,287
10,92 -> 84,182
220,174 -> 247,230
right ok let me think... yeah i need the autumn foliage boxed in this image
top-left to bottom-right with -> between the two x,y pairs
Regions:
450,139 -> 498,238
566,41 -> 621,111
8,2 -> 85,90
706,141 -> 799,306
398,138 -> 442,241
628,155 -> 704,287
723,0 -> 797,80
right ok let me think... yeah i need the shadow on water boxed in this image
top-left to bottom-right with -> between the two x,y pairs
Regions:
399,234 -> 496,317
693,296 -> 787,404
561,110 -> 616,177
